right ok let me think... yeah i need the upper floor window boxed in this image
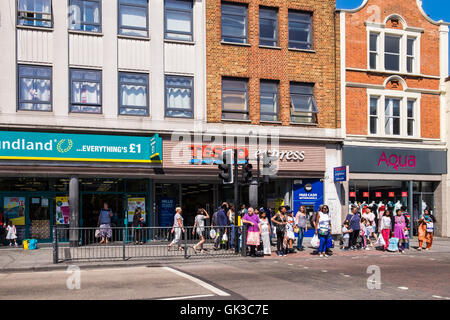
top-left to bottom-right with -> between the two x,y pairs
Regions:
221,2 -> 248,44
164,0 -> 193,42
69,0 -> 101,33
259,7 -> 278,47
407,99 -> 416,136
222,78 -> 248,120
165,75 -> 193,118
384,97 -> 400,135
18,65 -> 52,111
290,83 -> 318,124
70,69 -> 102,113
384,35 -> 400,72
119,72 -> 149,116
119,0 -> 148,37
18,0 -> 52,28
288,11 -> 313,50
260,80 -> 278,121
369,33 -> 378,70
406,37 -> 415,73
369,96 -> 379,134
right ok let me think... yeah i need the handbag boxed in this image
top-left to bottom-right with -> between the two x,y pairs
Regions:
319,227 -> 329,236
222,233 -> 228,242
426,222 -> 434,233
376,234 -> 386,247
246,231 -> 260,246
294,227 -> 300,234
94,229 -> 100,238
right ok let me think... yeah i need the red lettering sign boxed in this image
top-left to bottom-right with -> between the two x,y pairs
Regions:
377,152 -> 417,171
349,192 -> 356,197
375,192 -> 381,198
363,192 -> 369,197
402,192 -> 408,197
389,192 -> 395,197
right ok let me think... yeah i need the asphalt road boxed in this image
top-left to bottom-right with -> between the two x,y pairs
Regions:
0,249 -> 449,300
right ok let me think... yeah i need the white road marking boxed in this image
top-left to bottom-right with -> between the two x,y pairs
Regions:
303,267 -> 309,269
398,287 -> 409,290
163,267 -> 230,297
288,264 -> 293,266
159,294 -> 214,300
432,295 -> 443,299
321,270 -> 328,273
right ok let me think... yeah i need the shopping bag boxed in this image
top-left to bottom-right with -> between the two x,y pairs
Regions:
23,239 -> 29,250
28,239 -> 37,250
95,229 -> 100,238
376,234 -> 385,247
222,233 -> 228,242
209,229 -> 216,239
310,234 -> 319,248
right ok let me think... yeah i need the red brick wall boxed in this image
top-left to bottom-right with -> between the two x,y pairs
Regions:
206,0 -> 340,129
344,0 -> 442,138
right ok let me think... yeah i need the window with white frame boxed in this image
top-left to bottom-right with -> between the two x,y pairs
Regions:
367,91 -> 419,138
366,25 -> 420,74
17,0 -> 52,28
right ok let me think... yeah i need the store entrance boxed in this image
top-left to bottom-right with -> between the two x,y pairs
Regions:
181,184 -> 215,226
81,194 -> 125,228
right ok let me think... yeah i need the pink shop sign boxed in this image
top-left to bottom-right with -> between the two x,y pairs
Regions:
377,152 -> 416,171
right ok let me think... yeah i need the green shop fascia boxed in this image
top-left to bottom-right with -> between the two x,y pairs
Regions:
0,130 -> 163,243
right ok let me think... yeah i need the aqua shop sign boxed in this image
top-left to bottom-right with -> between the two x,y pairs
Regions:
0,131 -> 163,164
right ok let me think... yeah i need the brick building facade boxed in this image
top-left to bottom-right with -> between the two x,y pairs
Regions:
340,0 -> 449,237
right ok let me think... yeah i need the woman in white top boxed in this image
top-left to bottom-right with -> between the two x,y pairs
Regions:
192,208 -> 209,253
168,207 -> 185,252
315,205 -> 331,257
258,210 -> 271,256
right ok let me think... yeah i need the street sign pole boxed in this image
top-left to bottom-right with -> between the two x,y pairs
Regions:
234,148 -> 240,255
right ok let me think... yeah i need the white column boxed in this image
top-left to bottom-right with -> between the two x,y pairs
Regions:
0,0 -> 16,115
103,0 -> 118,118
324,144 -> 343,235
150,0 -> 165,121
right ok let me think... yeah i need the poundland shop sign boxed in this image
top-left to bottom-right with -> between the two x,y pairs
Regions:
0,131 -> 162,164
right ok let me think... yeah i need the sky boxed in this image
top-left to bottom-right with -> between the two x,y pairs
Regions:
336,0 -> 450,75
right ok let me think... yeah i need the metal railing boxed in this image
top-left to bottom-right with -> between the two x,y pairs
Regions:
53,225 -> 243,263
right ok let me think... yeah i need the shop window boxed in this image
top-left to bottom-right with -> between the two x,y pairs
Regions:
69,0 -> 102,33
17,0 -> 52,28
290,82 -> 318,124
80,178 -> 125,192
119,0 -> 148,37
222,77 -> 249,120
0,178 -> 50,192
18,65 -> 52,111
126,179 -> 149,193
119,72 -> 149,116
221,2 -> 248,44
260,80 -> 278,121
259,7 -> 278,47
165,75 -> 193,118
70,69 -> 102,114
164,0 -> 193,42
288,10 -> 313,50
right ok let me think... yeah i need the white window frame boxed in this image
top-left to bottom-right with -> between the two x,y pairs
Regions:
366,26 -> 421,75
367,88 -> 420,138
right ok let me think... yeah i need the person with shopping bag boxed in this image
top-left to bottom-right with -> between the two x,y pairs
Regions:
242,207 -> 260,257
271,206 -> 287,256
315,205 -> 332,257
417,208 -> 436,251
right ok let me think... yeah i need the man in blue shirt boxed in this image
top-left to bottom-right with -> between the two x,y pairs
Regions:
345,205 -> 361,250
213,202 -> 229,250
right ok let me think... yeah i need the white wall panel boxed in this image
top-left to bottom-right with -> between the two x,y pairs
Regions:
164,42 -> 195,74
17,29 -> 53,63
69,34 -> 103,67
118,38 -> 150,71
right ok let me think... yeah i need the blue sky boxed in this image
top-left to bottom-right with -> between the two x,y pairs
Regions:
336,0 -> 450,75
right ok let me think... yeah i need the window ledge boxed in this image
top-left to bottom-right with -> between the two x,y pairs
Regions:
260,120 -> 282,124
288,48 -> 316,53
68,29 -> 103,37
118,34 -> 150,41
348,68 -> 440,79
68,112 -> 104,116
221,41 -> 251,47
16,25 -> 53,32
289,122 -> 319,127
16,110 -> 53,114
164,39 -> 195,45
118,114 -> 150,118
221,119 -> 252,123
259,45 -> 282,50
364,135 -> 426,142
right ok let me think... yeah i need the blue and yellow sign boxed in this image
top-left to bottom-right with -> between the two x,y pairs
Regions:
0,131 -> 162,164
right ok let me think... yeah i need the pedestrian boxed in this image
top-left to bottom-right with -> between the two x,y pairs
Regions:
360,218 -> 367,250
387,231 -> 399,252
132,207 -> 145,245
417,208 -> 436,251
213,202 -> 229,250
259,209 -> 271,256
345,205 -> 360,250
97,202 -> 113,245
341,220 -> 351,250
5,221 -> 18,247
394,208 -> 407,253
364,219 -> 373,249
295,206 -> 308,251
193,208 -> 209,253
242,207 -> 260,257
227,204 -> 236,249
285,210 -> 295,253
362,207 -> 377,242
315,204 -> 331,257
168,207 -> 185,252
271,206 -> 287,257
380,210 -> 392,251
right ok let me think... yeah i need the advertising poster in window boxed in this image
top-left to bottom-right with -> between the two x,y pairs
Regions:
55,196 -> 70,225
160,198 -> 176,227
127,198 -> 146,223
4,197 -> 26,226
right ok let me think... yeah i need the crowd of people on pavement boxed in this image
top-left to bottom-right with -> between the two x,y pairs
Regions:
166,201 -> 437,257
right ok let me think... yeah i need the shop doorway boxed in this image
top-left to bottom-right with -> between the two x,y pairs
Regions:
81,193 -> 125,228
181,184 -> 215,226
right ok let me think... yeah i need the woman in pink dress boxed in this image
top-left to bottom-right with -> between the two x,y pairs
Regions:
393,208 -> 407,253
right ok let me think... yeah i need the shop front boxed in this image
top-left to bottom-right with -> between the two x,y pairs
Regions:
0,130 -> 162,244
343,146 -> 447,236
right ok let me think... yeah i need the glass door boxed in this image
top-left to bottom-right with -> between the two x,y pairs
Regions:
28,195 -> 53,241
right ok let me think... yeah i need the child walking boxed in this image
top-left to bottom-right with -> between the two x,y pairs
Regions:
6,221 -> 18,247
341,220 -> 351,250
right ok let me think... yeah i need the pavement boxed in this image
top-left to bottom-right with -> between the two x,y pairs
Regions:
0,237 -> 448,273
